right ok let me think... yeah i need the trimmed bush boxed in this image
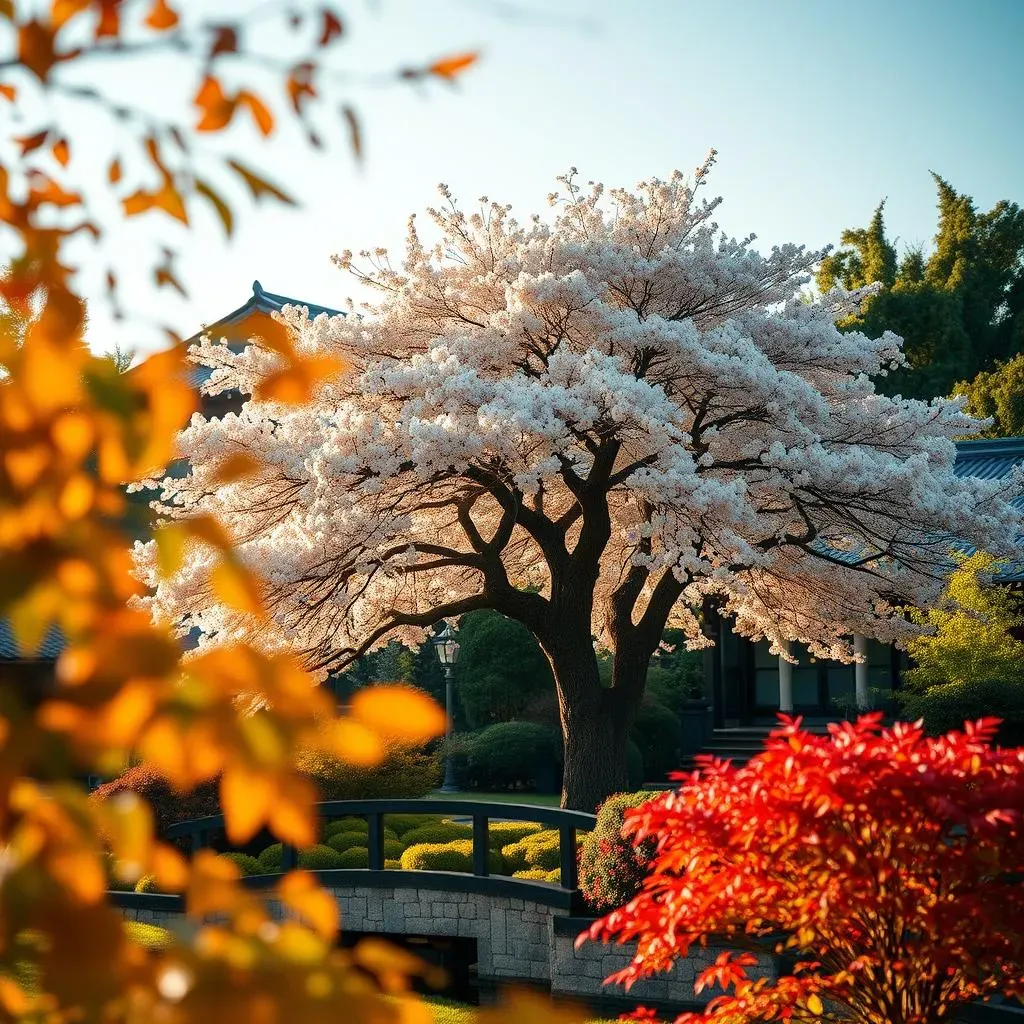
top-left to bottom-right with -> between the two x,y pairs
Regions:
512,868 -> 560,883
486,821 -> 542,850
384,838 -> 405,860
384,858 -> 402,869
222,852 -> 263,876
899,678 -> 1024,746
125,922 -> 173,949
501,829 -> 561,872
385,814 -> 443,837
630,699 -> 682,781
335,846 -> 369,868
463,722 -> 561,791
401,840 -> 502,874
298,844 -> 345,870
323,817 -> 367,838
401,822 -> 472,847
579,791 -> 656,912
257,844 -> 283,873
91,766 -> 220,838
134,875 -> 160,894
326,830 -> 370,854
296,739 -> 440,801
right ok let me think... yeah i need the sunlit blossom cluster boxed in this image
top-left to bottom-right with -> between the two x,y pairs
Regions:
135,154 -> 1022,672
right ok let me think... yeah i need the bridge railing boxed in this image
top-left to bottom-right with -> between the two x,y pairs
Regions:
164,798 -> 597,902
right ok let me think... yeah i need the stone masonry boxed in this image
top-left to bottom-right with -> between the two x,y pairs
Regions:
116,883 -> 778,1005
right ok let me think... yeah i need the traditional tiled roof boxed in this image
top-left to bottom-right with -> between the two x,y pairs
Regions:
952,437 -> 1024,482
186,280 -> 344,390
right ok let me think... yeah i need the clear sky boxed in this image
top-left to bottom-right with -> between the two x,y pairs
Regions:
69,0 -> 1024,355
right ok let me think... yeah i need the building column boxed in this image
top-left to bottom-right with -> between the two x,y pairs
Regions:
778,641 -> 793,713
854,633 -> 869,710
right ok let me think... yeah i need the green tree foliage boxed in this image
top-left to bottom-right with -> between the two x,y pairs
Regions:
954,352 -> 1024,436
904,552 -> 1024,690
818,177 -> 1024,400
454,610 -> 554,729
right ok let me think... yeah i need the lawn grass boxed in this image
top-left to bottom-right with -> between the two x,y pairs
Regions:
427,790 -> 562,808
425,997 -> 619,1023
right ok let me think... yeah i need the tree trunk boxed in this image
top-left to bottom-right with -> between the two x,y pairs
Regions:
546,639 -> 640,811
559,690 -> 633,811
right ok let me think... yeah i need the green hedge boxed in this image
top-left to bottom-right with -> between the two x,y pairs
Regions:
336,846 -> 369,868
298,844 -> 345,870
222,852 -> 263,877
324,817 -> 368,838
401,840 -> 502,874
630,699 -> 682,781
384,814 -> 443,837
326,830 -> 370,854
461,722 -> 562,792
899,678 -> 1024,745
486,821 -> 542,850
400,822 -> 472,846
257,843 -> 284,873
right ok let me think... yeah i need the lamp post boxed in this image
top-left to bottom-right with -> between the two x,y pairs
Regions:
432,623 -> 460,793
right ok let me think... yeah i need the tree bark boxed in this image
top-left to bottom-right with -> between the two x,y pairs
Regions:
546,637 -> 641,811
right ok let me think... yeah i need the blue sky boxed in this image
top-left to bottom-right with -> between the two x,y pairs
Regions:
68,0 -> 1024,354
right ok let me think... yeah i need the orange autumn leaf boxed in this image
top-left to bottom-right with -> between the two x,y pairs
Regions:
95,0 -> 121,37
0,83 -> 15,101
194,75 -> 236,132
209,24 -> 238,57
51,137 -> 70,166
255,354 -> 345,404
144,0 -> 179,31
278,870 -> 339,939
184,513 -> 233,551
267,773 -> 317,847
323,717 -> 384,768
238,90 -> 274,136
221,767 -> 273,843
319,9 -> 343,46
213,451 -> 262,484
15,129 -> 50,156
226,158 -> 296,205
107,157 -> 122,184
18,19 -> 60,82
429,51 -> 479,80
210,557 -> 265,615
349,686 -> 446,745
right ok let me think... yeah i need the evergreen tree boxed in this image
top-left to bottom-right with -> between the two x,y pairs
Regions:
954,352 -> 1024,437
818,176 -> 1024,400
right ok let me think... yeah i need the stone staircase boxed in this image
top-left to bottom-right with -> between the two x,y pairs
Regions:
671,721 -> 837,776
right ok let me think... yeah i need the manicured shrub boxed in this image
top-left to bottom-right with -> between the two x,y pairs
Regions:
578,791 -> 656,912
296,739 -> 440,801
91,766 -> 220,838
323,817 -> 367,838
400,822 -> 472,847
384,814 -> 443,837
463,722 -> 561,791
134,875 -> 160,894
257,844 -> 283,873
384,838 -> 405,860
501,829 -> 561,872
899,678 -> 1024,746
384,859 -> 402,869
335,846 -> 369,868
222,852 -> 263,876
401,840 -> 502,874
326,830 -> 370,854
298,844 -> 345,870
486,821 -> 542,850
630,698 -> 682,781
512,868 -> 560,883
125,922 -> 173,949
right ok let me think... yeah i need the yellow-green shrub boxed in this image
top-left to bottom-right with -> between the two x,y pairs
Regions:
298,844 -> 345,870
125,922 -> 173,949
401,822 -> 472,846
336,846 -> 368,868
501,829 -> 561,872
384,838 -> 404,860
486,821 -> 542,850
384,814 -> 443,837
384,858 -> 402,869
297,740 -> 440,801
326,830 -> 368,854
512,868 -> 560,883
400,840 -> 501,874
222,852 -> 263,876
134,875 -> 160,893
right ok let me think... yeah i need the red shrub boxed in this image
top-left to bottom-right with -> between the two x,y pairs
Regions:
91,765 -> 220,837
585,714 -> 1024,1024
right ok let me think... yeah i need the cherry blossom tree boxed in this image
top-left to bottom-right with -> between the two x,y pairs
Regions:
135,153 -> 1022,809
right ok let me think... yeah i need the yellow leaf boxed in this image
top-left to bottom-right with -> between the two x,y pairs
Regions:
155,522 -> 187,577
807,994 -> 824,1015
211,558 -> 265,615
221,768 -> 273,844
58,472 -> 95,519
324,717 -> 385,767
50,411 -> 94,459
268,774 -> 317,848
151,844 -> 189,891
187,849 -> 245,918
350,686 -> 447,745
238,90 -> 274,136
185,513 -> 232,550
278,871 -> 339,939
